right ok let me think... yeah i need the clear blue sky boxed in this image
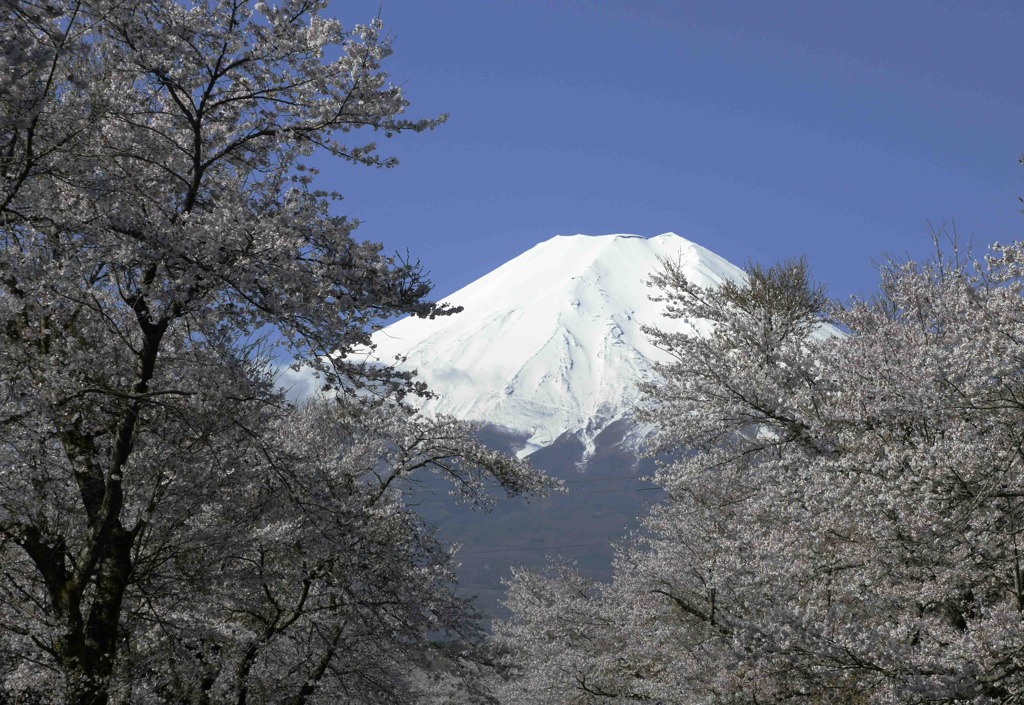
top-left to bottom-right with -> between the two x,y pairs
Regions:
323,0 -> 1023,302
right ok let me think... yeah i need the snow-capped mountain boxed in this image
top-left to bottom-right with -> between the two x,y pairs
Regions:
364,233 -> 746,456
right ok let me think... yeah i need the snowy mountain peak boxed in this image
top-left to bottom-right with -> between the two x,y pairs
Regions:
367,233 -> 746,456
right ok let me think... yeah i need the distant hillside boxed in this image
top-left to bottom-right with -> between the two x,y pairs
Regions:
413,420 -> 662,623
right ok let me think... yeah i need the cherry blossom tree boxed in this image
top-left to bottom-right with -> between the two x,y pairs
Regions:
496,242 -> 1024,703
0,1 -> 546,703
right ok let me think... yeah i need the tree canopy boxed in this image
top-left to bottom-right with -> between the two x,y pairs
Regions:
0,1 -> 547,702
496,239 -> 1024,703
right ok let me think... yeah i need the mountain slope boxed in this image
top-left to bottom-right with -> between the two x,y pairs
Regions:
365,232 -> 746,455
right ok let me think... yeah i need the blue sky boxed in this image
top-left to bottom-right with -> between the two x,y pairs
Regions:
324,0 -> 1023,303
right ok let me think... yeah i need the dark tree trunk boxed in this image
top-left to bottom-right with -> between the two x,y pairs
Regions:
57,525 -> 133,705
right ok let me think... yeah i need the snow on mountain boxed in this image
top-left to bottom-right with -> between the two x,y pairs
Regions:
360,233 -> 747,456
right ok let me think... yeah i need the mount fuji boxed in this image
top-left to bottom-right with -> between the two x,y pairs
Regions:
364,232 -> 746,456
286,232 -> 752,620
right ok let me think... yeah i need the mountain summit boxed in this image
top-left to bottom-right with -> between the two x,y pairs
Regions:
367,233 -> 746,455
